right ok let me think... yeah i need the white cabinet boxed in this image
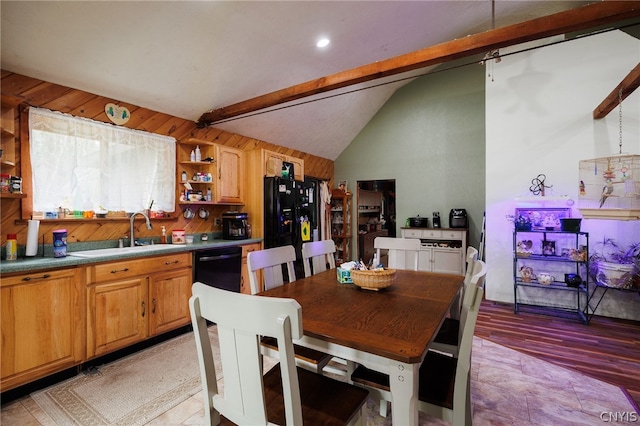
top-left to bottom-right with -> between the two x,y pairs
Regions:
417,247 -> 461,274
401,227 -> 468,274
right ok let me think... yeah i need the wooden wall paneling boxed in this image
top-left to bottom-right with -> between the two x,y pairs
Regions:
0,73 -> 43,98
39,90 -> 98,114
136,111 -> 176,134
20,82 -> 73,107
1,70 -> 335,246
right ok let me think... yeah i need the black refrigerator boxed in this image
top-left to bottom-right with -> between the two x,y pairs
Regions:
264,176 -> 319,279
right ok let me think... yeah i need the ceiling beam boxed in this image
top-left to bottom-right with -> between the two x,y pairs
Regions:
593,62 -> 640,119
198,1 -> 640,126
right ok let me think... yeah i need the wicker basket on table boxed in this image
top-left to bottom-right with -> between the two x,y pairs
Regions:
350,269 -> 396,291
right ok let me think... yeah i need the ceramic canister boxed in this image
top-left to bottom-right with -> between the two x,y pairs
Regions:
172,229 -> 186,244
53,229 -> 67,258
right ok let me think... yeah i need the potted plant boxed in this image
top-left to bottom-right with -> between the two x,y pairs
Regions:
589,238 -> 640,289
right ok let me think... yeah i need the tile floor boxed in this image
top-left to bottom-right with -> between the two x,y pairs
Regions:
2,337 -> 636,425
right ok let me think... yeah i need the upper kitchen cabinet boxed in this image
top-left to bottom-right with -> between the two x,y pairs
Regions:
177,138 -> 244,206
261,149 -> 305,181
215,144 -> 244,204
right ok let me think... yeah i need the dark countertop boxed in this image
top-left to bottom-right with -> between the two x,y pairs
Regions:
0,238 -> 262,275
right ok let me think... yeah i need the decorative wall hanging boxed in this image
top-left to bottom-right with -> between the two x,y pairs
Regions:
105,103 -> 131,125
529,174 -> 552,196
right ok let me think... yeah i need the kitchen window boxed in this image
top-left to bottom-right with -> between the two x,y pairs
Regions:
28,107 -> 175,215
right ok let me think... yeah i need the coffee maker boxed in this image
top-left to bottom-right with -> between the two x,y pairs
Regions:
449,209 -> 468,228
432,212 -> 441,228
222,211 -> 249,240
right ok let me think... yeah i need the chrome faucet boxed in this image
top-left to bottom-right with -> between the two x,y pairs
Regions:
130,210 -> 152,247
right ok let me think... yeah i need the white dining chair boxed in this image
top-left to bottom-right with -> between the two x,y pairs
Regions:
374,236 -> 421,270
247,245 -> 333,373
350,259 -> 487,426
430,246 -> 479,358
247,245 -> 296,295
301,240 -> 336,278
189,282 -> 369,425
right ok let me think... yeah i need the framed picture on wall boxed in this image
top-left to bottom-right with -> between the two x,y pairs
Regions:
515,208 -> 570,231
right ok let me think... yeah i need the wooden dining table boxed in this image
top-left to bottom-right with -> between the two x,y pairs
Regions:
258,268 -> 464,426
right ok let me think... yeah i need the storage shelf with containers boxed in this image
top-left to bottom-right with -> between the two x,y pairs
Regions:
176,138 -> 244,206
512,215 -> 590,324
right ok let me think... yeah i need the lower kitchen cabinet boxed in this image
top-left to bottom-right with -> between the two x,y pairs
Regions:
149,268 -> 193,335
418,247 -> 462,274
86,253 -> 192,358
401,227 -> 468,274
87,277 -> 148,357
1,268 -> 84,391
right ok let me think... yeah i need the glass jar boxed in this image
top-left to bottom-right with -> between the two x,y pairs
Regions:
0,174 -> 10,193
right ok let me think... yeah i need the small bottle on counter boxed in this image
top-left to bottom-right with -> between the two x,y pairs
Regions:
160,226 -> 167,244
5,233 -> 17,260
195,145 -> 202,162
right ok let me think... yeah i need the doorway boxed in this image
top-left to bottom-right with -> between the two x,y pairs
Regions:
356,180 -> 396,263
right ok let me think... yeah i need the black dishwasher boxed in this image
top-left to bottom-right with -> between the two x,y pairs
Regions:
193,246 -> 243,292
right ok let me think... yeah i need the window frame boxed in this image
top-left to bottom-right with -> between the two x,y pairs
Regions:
20,107 -> 176,221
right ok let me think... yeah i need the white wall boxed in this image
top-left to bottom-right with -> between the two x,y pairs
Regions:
486,30 -> 640,320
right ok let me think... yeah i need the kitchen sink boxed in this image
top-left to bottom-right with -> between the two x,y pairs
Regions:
68,244 -> 179,258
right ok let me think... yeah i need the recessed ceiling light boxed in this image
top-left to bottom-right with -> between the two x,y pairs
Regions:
316,38 -> 330,48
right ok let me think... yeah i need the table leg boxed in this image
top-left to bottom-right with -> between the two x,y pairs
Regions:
388,361 -> 419,426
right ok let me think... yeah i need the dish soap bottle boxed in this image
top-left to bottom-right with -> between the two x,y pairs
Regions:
195,145 -> 201,162
160,226 -> 167,244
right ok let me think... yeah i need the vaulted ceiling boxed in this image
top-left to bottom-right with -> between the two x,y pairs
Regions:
3,1 -> 635,160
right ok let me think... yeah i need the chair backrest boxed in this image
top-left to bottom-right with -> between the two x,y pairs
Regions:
190,282 -> 304,425
464,246 -> 479,286
447,246 -> 479,321
456,259 -> 487,363
247,245 -> 296,294
301,240 -> 336,277
374,237 -> 421,270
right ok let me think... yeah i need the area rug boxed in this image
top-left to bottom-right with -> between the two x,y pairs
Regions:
31,332 -> 204,426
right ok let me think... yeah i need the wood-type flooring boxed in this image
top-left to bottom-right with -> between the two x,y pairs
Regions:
475,299 -> 640,410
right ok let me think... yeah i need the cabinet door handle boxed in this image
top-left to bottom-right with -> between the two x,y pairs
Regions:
22,274 -> 51,281
141,301 -> 146,317
111,267 -> 129,274
164,260 -> 179,265
152,298 -> 156,314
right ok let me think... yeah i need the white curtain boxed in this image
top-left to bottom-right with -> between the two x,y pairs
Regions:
29,107 -> 175,212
